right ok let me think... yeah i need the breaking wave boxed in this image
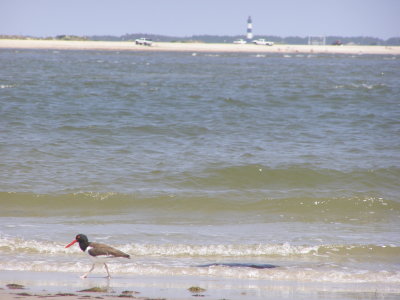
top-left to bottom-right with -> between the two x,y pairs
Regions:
1,236 -> 398,260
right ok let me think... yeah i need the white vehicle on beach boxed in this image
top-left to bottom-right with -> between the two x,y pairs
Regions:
233,39 -> 247,44
253,39 -> 274,46
135,38 -> 153,46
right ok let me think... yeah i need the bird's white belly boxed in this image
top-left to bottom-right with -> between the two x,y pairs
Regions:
89,255 -> 113,264
85,247 -> 113,264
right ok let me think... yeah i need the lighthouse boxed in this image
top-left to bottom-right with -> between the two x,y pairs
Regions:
246,16 -> 253,40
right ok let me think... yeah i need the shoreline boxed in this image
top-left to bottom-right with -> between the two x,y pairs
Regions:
1,39 -> 400,55
1,270 -> 399,300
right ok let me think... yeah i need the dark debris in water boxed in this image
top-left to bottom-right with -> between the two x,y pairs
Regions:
198,262 -> 277,269
15,292 -> 32,296
118,290 -> 141,298
78,287 -> 108,293
6,283 -> 25,290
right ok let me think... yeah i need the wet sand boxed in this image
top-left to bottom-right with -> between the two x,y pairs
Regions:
0,39 -> 399,55
1,270 -> 399,300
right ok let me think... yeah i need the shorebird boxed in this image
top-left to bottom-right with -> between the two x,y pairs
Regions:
65,234 -> 130,279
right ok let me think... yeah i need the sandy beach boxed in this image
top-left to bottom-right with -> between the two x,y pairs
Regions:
1,270 -> 398,300
0,39 -> 399,55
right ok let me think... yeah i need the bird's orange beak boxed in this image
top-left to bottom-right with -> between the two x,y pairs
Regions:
65,239 -> 77,248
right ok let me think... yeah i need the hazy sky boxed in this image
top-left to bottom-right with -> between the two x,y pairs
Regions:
1,0 -> 399,39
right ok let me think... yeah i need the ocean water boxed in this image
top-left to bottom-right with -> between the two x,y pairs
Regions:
1,49 -> 399,297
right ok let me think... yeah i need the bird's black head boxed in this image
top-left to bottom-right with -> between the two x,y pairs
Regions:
76,234 -> 89,243
75,234 -> 90,251
66,234 -> 90,251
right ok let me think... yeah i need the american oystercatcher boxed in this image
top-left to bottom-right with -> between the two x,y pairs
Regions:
65,234 -> 130,279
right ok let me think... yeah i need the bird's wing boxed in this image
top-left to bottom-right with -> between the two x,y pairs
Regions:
88,242 -> 130,258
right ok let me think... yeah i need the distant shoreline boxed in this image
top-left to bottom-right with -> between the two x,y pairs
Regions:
1,39 -> 400,55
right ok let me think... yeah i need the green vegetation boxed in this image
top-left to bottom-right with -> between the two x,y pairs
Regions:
55,293 -> 76,296
55,35 -> 88,41
188,286 -> 206,293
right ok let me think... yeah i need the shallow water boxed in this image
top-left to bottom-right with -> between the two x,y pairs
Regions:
0,49 -> 399,294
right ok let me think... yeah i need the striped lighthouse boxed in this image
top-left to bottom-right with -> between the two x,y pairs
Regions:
246,16 -> 253,40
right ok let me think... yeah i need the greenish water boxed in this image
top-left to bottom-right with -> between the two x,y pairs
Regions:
0,49 -> 399,292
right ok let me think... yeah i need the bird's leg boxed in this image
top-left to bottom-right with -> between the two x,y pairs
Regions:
80,263 -> 95,279
104,263 -> 111,279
